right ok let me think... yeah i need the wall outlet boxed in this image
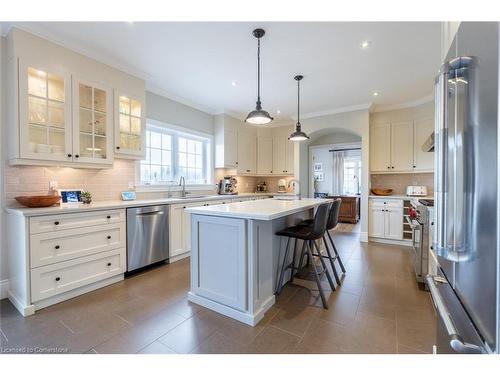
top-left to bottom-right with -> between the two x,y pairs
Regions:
128,181 -> 135,190
49,181 -> 58,192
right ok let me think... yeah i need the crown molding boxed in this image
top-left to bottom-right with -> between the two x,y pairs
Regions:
146,84 -> 218,115
298,102 -> 373,120
371,94 -> 434,113
0,22 -> 13,37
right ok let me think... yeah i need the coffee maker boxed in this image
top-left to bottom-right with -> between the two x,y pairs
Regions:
218,176 -> 238,195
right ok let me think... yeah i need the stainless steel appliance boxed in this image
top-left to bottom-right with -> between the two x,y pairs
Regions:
410,198 -> 433,283
127,205 -> 169,272
218,176 -> 238,195
427,22 -> 499,354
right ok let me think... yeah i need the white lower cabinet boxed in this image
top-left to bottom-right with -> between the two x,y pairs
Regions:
6,208 -> 126,316
369,199 -> 404,240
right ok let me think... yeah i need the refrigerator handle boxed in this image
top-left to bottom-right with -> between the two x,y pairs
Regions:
434,65 -> 449,258
426,275 -> 486,354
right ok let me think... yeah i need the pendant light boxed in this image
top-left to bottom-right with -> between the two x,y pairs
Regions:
289,75 -> 309,141
245,28 -> 273,125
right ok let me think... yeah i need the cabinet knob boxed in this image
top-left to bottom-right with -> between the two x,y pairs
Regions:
235,161 -> 238,165
75,154 -> 80,158
107,262 -> 112,266
67,153 -> 72,158
413,165 -> 416,168
54,221 -> 60,225
391,166 -> 394,169
107,215 -> 111,219
387,166 -> 390,169
183,206 -> 186,209
107,235 -> 111,239
246,169 -> 250,172
431,221 -> 434,226
55,245 -> 60,250
116,146 -> 120,150
55,277 -> 61,282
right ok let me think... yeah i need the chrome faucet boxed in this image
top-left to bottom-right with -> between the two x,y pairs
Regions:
287,179 -> 301,196
179,176 -> 187,198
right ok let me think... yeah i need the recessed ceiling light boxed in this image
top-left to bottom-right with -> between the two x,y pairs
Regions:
277,110 -> 281,114
361,40 -> 372,49
373,91 -> 380,97
231,81 -> 237,87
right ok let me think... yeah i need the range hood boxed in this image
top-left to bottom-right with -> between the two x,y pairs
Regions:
422,132 -> 434,152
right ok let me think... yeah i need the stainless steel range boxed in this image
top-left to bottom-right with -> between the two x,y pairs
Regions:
409,198 -> 434,283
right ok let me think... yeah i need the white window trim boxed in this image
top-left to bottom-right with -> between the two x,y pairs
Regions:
136,118 -> 214,191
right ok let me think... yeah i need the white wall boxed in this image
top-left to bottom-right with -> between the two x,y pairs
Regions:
298,109 -> 370,239
147,91 -> 214,135
370,100 -> 434,125
0,35 -> 7,288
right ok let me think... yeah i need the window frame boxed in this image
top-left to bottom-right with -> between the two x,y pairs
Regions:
136,119 -> 214,191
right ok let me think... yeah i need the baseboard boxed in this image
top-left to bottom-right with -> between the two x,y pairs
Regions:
0,279 -> 9,300
369,237 -> 412,247
360,231 -> 368,242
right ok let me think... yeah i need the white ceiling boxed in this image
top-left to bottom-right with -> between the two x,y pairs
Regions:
4,22 -> 441,120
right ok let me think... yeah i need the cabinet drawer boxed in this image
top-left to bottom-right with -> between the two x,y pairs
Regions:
30,209 -> 125,234
30,248 -> 125,302
370,199 -> 403,208
30,223 -> 125,268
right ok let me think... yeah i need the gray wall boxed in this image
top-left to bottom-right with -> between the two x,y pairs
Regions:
146,91 -> 214,134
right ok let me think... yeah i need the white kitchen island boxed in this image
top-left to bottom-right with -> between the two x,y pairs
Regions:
186,198 -> 328,326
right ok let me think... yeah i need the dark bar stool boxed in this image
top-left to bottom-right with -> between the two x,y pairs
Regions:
297,198 -> 346,286
275,202 -> 335,309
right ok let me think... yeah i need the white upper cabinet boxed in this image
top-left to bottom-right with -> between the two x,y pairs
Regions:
413,118 -> 434,171
370,123 -> 391,172
257,136 -> 273,175
370,120 -> 434,173
18,61 -> 72,162
72,77 -> 113,165
285,139 -> 295,175
390,121 -> 414,171
237,131 -> 257,175
272,136 -> 286,175
114,92 -> 146,159
222,129 -> 238,168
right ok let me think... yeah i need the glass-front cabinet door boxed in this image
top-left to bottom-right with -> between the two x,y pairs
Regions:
114,92 -> 146,159
18,61 -> 72,161
72,78 -> 113,165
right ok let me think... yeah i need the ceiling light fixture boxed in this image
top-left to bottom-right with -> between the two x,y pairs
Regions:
277,110 -> 281,114
289,75 -> 309,142
231,81 -> 237,87
373,91 -> 380,97
245,28 -> 273,125
361,40 -> 372,49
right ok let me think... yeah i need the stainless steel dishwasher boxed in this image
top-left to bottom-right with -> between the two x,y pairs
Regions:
127,205 -> 169,272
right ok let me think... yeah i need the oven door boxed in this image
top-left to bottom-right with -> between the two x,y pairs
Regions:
411,219 -> 424,281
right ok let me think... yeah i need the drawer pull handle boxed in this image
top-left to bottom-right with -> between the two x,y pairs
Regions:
55,245 -> 60,250
107,235 -> 112,239
55,277 -> 61,281
54,221 -> 60,225
107,262 -> 112,266
106,215 -> 111,219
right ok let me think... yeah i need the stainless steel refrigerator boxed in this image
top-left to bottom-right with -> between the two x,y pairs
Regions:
427,22 -> 499,354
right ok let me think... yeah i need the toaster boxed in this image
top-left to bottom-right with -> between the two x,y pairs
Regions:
406,185 -> 427,196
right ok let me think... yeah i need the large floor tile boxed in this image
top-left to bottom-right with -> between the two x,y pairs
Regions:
244,326 -> 300,354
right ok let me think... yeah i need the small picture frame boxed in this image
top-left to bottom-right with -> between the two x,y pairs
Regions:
58,189 -> 82,206
121,191 -> 137,201
314,163 -> 323,172
314,172 -> 324,182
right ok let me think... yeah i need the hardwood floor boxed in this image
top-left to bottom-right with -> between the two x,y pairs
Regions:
0,229 -> 435,354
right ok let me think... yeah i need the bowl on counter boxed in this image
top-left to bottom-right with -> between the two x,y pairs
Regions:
370,188 -> 394,196
15,195 -> 61,208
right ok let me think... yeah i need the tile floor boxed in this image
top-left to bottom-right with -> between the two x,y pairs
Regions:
0,228 -> 436,354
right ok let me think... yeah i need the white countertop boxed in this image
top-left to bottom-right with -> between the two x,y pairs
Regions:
369,195 -> 434,200
4,193 -> 273,217
186,198 -> 329,221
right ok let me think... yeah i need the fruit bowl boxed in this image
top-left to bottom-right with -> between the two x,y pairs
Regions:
15,195 -> 61,208
370,188 -> 394,196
